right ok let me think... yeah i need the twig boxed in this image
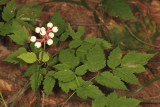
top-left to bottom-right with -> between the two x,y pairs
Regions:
124,24 -> 160,48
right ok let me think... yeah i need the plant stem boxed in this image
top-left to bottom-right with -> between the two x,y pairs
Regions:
61,91 -> 76,107
0,91 -> 7,107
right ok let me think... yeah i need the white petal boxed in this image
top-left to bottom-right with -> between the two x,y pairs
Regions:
35,27 -> 41,33
52,26 -> 58,33
48,32 -> 54,38
47,39 -> 53,45
30,36 -> 36,42
35,42 -> 41,48
47,22 -> 53,28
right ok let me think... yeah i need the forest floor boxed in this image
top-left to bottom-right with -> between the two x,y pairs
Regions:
1,0 -> 160,107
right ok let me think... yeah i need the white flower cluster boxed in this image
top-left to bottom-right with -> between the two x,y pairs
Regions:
30,22 -> 58,48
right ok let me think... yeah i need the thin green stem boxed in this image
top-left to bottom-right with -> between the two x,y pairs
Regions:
10,80 -> 30,107
0,91 -> 7,107
127,76 -> 160,98
61,91 -> 76,107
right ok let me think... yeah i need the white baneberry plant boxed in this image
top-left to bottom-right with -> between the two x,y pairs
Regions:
1,1 -> 155,107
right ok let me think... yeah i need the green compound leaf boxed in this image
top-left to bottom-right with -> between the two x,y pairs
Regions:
75,65 -> 88,76
95,71 -> 127,90
9,20 -> 29,45
68,24 -> 85,39
113,68 -> 139,85
54,69 -> 75,82
107,47 -> 122,69
59,49 -> 80,68
59,77 -> 84,94
0,22 -> 12,36
17,52 -> 37,63
121,51 -> 155,66
102,0 -> 135,20
4,47 -> 27,64
84,45 -> 106,72
30,72 -> 43,94
16,7 -> 42,21
84,36 -> 112,50
50,10 -> 67,36
47,56 -> 58,66
2,0 -> 16,21
54,64 -> 71,71
92,95 -> 107,107
106,91 -> 141,107
43,71 -> 56,97
39,52 -> 49,62
76,81 -> 104,99
23,65 -> 40,77
69,40 -> 82,49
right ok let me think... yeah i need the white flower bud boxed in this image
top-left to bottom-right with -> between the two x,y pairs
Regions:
52,26 -> 58,33
47,22 -> 53,28
47,39 -> 53,45
35,27 -> 41,33
48,32 -> 54,38
30,36 -> 36,42
35,42 -> 41,48
40,30 -> 46,36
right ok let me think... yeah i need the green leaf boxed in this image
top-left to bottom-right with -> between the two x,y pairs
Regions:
95,71 -> 127,90
0,0 -> 6,5
17,19 -> 34,31
40,68 -> 47,75
84,36 -> 111,50
107,47 -> 122,69
76,41 -> 93,62
69,40 -> 82,48
120,65 -> 146,73
59,49 -> 79,68
43,71 -> 56,97
9,20 -> 29,45
59,77 -> 84,94
54,69 -> 75,82
68,24 -> 84,39
92,95 -> 107,107
106,91 -> 141,107
75,65 -> 88,76
76,82 -> 104,99
23,65 -> 40,77
113,68 -> 139,85
4,47 -> 27,64
17,52 -> 37,63
47,56 -> 58,66
84,45 -> 106,72
54,64 -> 71,71
0,22 -> 12,36
121,51 -> 155,66
59,31 -> 69,41
2,0 -> 16,21
16,7 -> 42,21
30,72 -> 43,94
39,52 -> 49,62
50,10 -> 67,36
102,0 -> 136,20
